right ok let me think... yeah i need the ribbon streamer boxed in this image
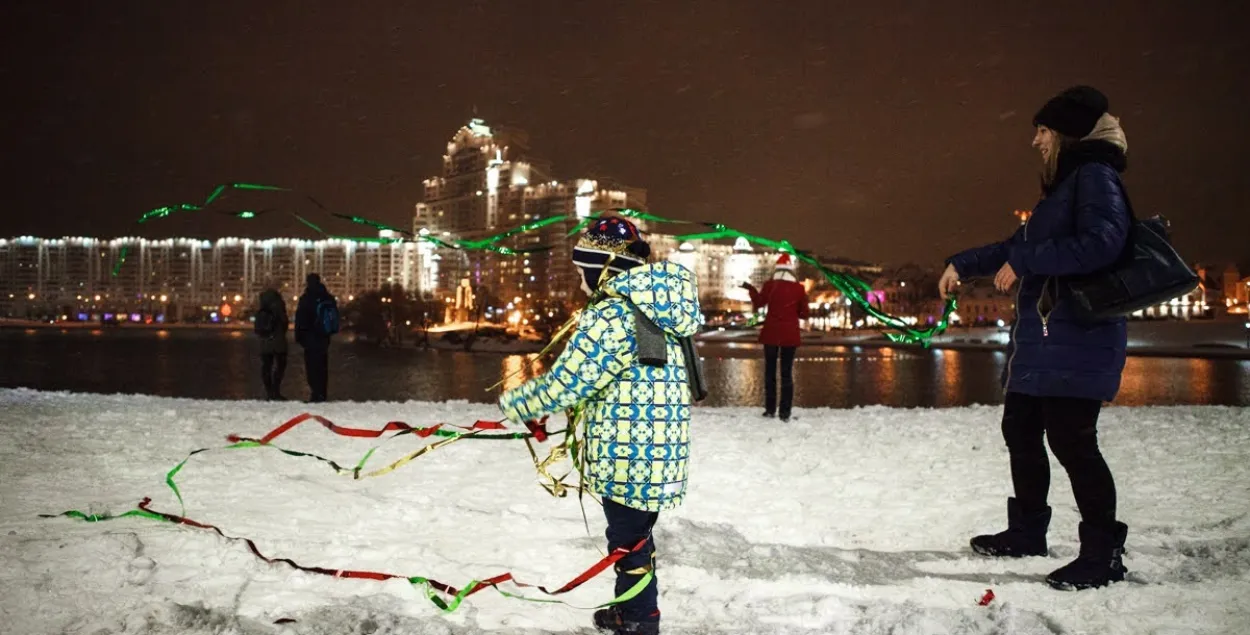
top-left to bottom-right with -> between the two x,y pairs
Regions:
125,179 -> 957,343
41,410 -> 623,613
41,498 -> 650,613
154,413 -> 558,516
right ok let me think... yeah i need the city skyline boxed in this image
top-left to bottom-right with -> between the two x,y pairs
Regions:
1,3 -> 1247,270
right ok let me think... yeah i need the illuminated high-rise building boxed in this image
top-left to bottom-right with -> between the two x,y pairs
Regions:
414,119 -> 645,320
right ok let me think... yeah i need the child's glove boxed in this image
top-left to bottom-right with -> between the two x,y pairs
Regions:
524,419 -> 549,442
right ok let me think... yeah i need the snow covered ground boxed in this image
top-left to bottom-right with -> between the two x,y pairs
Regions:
1,389 -> 1248,635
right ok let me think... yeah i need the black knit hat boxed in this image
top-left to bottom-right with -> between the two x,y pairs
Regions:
1032,86 -> 1108,138
571,216 -> 650,290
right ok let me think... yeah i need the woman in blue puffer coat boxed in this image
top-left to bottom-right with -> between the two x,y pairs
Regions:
938,86 -> 1131,591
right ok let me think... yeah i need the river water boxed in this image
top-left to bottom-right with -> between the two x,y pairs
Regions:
1,327 -> 1248,407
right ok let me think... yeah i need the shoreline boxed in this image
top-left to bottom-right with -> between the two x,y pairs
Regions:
0,321 -> 249,331
5,320 -> 1248,360
783,337 -> 1250,360
699,328 -> 1250,360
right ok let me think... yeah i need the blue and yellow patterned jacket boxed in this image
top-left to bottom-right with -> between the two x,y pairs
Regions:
499,261 -> 703,512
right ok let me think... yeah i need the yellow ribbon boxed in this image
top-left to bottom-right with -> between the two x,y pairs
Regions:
524,407 -> 584,498
487,310 -> 583,393
352,431 -> 481,479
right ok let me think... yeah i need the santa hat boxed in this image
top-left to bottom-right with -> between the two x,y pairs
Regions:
774,253 -> 796,271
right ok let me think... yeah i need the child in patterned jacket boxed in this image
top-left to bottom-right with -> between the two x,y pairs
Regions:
499,217 -> 703,635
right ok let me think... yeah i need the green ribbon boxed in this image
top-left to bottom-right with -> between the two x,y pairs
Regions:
123,181 -> 955,343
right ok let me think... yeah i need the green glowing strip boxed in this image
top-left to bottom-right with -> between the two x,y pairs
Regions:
670,226 -> 954,345
331,213 -> 412,235
204,184 -> 227,206
330,236 -> 406,245
294,215 -> 326,235
230,182 -> 289,191
458,215 -> 567,249
120,187 -> 952,342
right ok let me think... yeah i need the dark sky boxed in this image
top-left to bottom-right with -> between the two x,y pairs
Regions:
1,1 -> 1247,268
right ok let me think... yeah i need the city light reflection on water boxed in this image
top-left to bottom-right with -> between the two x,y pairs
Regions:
1,328 -> 1247,407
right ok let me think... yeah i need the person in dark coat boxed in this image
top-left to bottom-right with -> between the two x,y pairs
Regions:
939,85 -> 1131,590
294,273 -> 334,403
255,281 -> 289,400
742,253 -> 809,422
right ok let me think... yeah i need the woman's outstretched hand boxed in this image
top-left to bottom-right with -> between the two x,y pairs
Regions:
994,262 -> 1018,292
938,264 -> 961,300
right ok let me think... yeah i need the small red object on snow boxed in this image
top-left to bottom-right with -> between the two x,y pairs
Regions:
977,589 -> 995,606
525,420 -> 548,442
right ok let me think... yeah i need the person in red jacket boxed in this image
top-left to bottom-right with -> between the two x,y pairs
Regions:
741,253 -> 809,421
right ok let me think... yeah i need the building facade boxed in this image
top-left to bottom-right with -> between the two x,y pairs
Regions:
1222,264 -> 1250,315
0,235 -> 420,320
410,119 -> 903,326
647,234 -> 882,328
413,119 -> 647,322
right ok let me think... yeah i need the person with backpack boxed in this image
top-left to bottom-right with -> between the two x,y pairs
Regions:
938,86 -> 1131,590
254,280 -> 290,401
741,253 -> 809,422
499,217 -> 703,635
294,273 -> 338,403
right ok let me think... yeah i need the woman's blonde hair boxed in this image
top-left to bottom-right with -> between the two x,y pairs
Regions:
1042,132 -> 1080,187
1042,113 -> 1126,187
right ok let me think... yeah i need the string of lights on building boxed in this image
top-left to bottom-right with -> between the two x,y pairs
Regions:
0,235 -> 420,322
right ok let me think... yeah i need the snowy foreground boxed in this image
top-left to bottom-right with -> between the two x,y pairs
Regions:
1,389 -> 1248,635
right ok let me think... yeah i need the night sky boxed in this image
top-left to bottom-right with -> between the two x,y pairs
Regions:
1,1 -> 1247,269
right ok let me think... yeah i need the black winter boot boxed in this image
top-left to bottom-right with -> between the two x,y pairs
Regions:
594,606 -> 660,634
970,498 -> 1051,557
1046,521 -> 1128,590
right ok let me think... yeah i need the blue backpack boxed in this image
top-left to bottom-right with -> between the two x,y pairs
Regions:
315,296 -> 340,335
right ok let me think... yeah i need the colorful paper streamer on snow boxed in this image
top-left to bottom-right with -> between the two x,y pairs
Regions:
152,412 -> 563,515
40,411 -> 626,613
41,497 -> 650,613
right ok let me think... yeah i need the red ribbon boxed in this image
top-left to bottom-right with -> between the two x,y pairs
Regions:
226,412 -> 523,445
132,497 -> 643,599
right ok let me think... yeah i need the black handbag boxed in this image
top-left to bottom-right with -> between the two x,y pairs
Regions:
1062,172 -> 1199,322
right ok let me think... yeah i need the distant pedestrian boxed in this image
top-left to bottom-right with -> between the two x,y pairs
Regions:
254,280 -> 289,401
741,253 -> 809,421
294,273 -> 339,402
940,85 -> 1131,590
